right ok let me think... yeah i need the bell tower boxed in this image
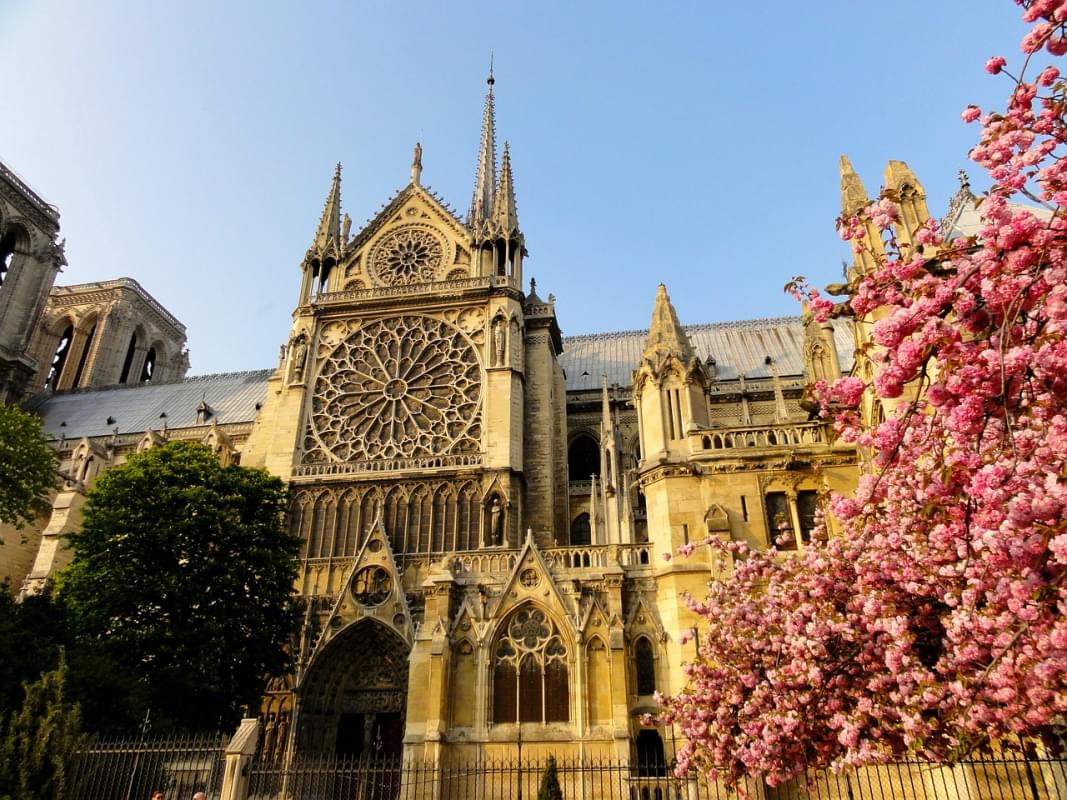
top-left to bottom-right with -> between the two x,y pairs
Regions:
0,161 -> 65,404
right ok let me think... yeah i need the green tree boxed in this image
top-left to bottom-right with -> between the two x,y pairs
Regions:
0,587 -> 66,717
0,655 -> 86,800
58,441 -> 300,733
0,403 -> 58,536
536,756 -> 563,800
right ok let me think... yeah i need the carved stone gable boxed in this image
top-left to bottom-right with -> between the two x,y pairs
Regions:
493,532 -> 575,626
313,516 -> 413,661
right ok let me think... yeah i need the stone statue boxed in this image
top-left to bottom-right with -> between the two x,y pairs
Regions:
493,317 -> 507,367
489,496 -> 503,546
291,336 -> 308,378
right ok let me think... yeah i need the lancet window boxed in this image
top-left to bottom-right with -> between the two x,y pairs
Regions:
492,607 -> 569,724
634,636 -> 656,696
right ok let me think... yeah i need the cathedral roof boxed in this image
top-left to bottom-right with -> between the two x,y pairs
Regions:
32,370 -> 272,440
30,317 -> 856,439
560,317 -> 855,392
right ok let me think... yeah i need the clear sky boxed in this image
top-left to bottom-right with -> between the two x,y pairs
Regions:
1,2 -> 1030,375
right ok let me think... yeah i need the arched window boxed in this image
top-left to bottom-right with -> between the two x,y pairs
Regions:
119,332 -> 138,384
0,230 -> 16,290
492,607 -> 569,724
635,730 -> 667,776
47,325 -> 73,389
635,637 -> 656,696
570,513 -> 591,546
568,434 -> 600,481
139,347 -> 157,383
70,323 -> 97,388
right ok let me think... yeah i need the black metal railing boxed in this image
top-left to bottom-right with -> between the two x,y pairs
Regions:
67,732 -> 226,800
66,737 -> 1067,800
243,751 -> 1067,800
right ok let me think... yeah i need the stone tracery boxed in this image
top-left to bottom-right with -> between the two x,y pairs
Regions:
369,225 -> 447,286
307,315 -> 482,463
492,606 -> 569,723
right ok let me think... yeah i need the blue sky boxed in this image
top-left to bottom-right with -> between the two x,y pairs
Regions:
1,2 -> 1029,375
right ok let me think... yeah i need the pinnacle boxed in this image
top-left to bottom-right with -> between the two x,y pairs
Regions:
491,141 -> 519,236
839,154 -> 868,217
312,163 -> 343,253
640,283 -> 696,368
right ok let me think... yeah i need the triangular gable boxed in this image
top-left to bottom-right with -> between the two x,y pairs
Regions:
491,531 -> 576,627
624,592 -> 666,643
346,183 -> 469,257
307,515 -> 413,672
450,592 -> 492,646
577,592 -> 613,640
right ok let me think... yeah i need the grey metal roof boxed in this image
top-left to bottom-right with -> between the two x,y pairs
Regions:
34,370 -> 272,440
560,317 -> 855,392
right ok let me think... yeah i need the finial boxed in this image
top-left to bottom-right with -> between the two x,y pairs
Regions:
958,169 -> 970,191
411,142 -> 423,185
488,53 -> 495,88
530,277 -> 536,294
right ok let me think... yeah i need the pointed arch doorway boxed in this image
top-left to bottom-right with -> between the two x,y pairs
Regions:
296,620 -> 410,757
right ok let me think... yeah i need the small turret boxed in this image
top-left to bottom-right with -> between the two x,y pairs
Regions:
632,284 -> 709,463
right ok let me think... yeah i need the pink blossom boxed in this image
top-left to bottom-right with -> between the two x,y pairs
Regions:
659,5 -> 1067,791
986,55 -> 1007,74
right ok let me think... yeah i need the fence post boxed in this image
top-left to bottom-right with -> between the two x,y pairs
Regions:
220,718 -> 260,800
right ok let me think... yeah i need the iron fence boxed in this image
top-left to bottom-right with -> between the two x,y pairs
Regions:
66,737 -> 1067,800
243,751 -> 1067,800
67,732 -> 226,800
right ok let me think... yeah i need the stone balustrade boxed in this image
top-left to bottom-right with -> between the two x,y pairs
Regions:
292,452 -> 483,479
692,421 -> 826,453
298,542 -> 655,596
314,275 -> 519,305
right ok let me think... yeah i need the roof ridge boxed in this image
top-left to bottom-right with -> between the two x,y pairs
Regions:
562,315 -> 803,344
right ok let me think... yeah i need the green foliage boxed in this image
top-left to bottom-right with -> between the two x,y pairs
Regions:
536,755 -> 563,800
0,403 -> 58,533
0,587 -> 66,718
0,655 -> 86,800
58,440 -> 301,733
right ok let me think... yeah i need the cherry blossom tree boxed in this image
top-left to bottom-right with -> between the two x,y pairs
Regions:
655,0 -> 1067,789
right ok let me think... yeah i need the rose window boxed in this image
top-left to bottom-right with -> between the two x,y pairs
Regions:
309,315 -> 481,462
370,225 -> 446,286
352,566 -> 392,606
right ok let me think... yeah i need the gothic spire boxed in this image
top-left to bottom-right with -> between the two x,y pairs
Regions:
839,155 -> 868,217
491,141 -> 519,236
313,162 -> 343,253
641,284 -> 696,370
468,66 -> 497,230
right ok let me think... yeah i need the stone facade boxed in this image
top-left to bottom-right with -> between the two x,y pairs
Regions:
0,161 -> 65,404
14,78 -> 1003,769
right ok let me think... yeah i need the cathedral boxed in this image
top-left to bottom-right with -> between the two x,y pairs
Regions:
0,74 -> 975,766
